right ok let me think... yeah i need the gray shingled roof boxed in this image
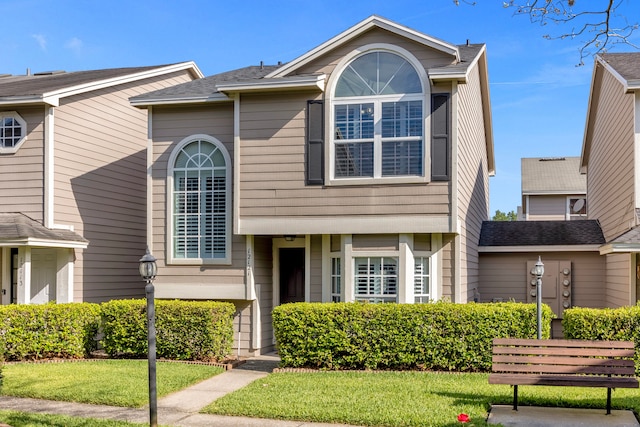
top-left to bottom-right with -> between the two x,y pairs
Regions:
0,213 -> 88,245
0,64 -> 182,98
610,226 -> 640,244
600,53 -> 640,82
521,157 -> 586,194
479,220 -> 604,246
130,65 -> 281,102
131,43 -> 485,104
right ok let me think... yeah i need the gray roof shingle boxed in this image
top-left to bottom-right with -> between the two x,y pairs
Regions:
0,65 -> 180,98
521,157 -> 586,194
600,53 -> 640,82
0,213 -> 88,244
479,220 -> 605,247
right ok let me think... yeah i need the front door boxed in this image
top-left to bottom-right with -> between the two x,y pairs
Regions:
279,248 -> 305,304
31,248 -> 57,304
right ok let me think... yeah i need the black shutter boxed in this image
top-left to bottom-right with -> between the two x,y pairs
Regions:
306,100 -> 324,185
431,93 -> 450,181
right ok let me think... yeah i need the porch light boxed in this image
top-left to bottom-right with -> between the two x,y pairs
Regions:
284,235 -> 296,242
139,248 -> 157,281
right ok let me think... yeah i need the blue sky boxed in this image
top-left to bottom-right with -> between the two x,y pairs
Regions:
2,0 -> 639,214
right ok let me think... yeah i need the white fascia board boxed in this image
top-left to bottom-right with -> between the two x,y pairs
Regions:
130,93 -> 231,107
599,243 -> 640,254
597,54 -> 631,91
267,15 -> 458,79
479,245 -> 601,253
42,62 -> 203,105
0,239 -> 88,249
216,75 -> 326,93
580,57 -> 603,173
0,96 -> 54,106
523,190 -> 587,196
428,69 -> 467,82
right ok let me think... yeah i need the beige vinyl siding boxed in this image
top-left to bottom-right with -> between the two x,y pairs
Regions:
528,195 -> 567,220
605,253 -> 632,307
149,104 -> 247,293
238,92 -> 450,222
52,70 -> 195,302
0,106 -> 45,221
455,62 -> 489,302
479,252 -> 605,308
254,236 -> 274,352
587,69 -> 636,241
440,235 -> 455,299
294,29 -> 454,80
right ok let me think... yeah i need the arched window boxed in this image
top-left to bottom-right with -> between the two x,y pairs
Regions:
332,51 -> 424,179
169,136 -> 230,263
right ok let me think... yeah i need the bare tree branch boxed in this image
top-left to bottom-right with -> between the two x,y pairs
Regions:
503,0 -> 639,65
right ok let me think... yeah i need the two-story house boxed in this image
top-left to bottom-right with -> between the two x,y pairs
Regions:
131,16 -> 494,355
0,63 -> 202,305
581,52 -> 640,307
518,156 -> 587,221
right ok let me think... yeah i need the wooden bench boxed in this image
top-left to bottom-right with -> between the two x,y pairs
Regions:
489,338 -> 639,414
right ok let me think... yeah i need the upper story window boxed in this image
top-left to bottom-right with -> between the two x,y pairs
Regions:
168,136 -> 231,264
332,51 -> 424,180
568,197 -> 587,220
0,112 -> 27,154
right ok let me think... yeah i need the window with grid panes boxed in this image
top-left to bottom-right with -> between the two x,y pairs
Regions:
414,256 -> 430,303
333,51 -> 423,179
0,112 -> 27,153
354,257 -> 398,303
172,139 -> 228,261
331,257 -> 342,302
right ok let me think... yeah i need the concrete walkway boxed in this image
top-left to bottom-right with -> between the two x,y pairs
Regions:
488,405 -> 639,427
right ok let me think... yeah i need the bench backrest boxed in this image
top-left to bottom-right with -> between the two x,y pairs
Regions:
492,338 -> 636,377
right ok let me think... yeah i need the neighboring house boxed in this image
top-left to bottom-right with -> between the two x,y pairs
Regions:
131,15 -> 494,355
0,63 -> 202,305
580,52 -> 640,307
518,157 -> 587,221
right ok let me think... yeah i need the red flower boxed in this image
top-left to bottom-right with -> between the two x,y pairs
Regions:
457,413 -> 470,423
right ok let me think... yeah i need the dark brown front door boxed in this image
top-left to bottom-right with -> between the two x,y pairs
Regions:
280,248 -> 305,304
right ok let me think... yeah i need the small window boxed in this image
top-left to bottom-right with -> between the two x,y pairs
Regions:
568,197 -> 587,219
331,256 -> 341,302
414,256 -> 430,303
0,112 -> 27,154
354,257 -> 398,303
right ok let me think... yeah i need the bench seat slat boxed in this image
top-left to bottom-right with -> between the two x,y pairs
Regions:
489,373 -> 639,388
492,363 -> 635,376
492,338 -> 635,350
492,347 -> 634,358
492,355 -> 636,368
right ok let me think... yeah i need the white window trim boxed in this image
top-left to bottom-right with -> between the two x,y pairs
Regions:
326,44 -> 431,186
0,111 -> 27,154
166,134 -> 232,265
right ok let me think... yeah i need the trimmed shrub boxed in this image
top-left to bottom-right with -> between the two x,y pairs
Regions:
101,299 -> 235,361
0,303 -> 101,361
273,301 -> 553,371
563,305 -> 640,373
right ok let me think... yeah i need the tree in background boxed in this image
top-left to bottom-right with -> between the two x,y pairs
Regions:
456,0 -> 638,65
492,210 -> 518,221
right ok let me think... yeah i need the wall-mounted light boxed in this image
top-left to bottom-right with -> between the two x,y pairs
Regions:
284,235 -> 296,242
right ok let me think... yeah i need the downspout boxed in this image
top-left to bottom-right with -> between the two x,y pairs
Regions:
450,81 -> 462,303
44,106 -> 55,229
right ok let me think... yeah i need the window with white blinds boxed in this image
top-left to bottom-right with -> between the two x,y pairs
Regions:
354,257 -> 398,303
170,137 -> 230,263
414,256 -> 430,303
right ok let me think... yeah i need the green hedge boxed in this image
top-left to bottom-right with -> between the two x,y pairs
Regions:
0,303 -> 101,361
273,301 -> 553,371
101,299 -> 235,361
563,305 -> 640,373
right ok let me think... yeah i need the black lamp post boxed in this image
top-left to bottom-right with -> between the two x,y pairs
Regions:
139,248 -> 157,427
532,256 -> 545,340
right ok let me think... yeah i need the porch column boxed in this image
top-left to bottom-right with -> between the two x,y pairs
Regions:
16,247 -> 31,304
56,248 -> 74,303
398,234 -> 414,304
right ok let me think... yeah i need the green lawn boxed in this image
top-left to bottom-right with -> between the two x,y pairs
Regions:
1,360 -> 224,407
0,410 -> 148,427
203,371 -> 640,427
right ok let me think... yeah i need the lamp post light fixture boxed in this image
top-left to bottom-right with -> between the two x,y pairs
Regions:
139,248 -> 158,427
532,256 -> 545,340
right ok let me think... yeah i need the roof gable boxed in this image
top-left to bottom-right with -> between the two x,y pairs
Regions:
266,15 -> 459,79
522,157 -> 586,195
0,62 -> 203,107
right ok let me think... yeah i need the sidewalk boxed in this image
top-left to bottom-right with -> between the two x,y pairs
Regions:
0,353 -> 362,427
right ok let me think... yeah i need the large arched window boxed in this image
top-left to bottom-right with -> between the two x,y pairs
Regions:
169,136 -> 230,264
332,50 -> 424,179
